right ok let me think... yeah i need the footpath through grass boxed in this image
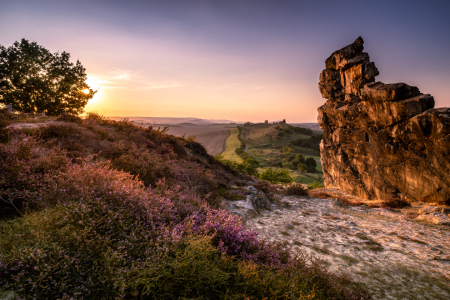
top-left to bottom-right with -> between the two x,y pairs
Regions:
221,128 -> 243,163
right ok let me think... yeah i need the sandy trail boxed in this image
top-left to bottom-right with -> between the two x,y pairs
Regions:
245,193 -> 450,300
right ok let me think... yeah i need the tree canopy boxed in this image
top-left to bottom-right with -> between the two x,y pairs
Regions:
0,39 -> 96,115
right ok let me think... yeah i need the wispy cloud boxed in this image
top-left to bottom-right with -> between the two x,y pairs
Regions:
209,84 -> 239,91
87,70 -> 183,91
254,86 -> 265,90
139,82 -> 182,90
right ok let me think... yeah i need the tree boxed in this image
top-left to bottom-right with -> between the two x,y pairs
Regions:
305,157 -> 317,173
0,39 -> 96,115
294,153 -> 306,164
305,157 -> 317,168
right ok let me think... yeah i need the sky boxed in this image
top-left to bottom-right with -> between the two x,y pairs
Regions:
1,0 -> 450,123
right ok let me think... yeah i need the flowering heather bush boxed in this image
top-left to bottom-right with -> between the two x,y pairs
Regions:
186,204 -> 291,267
0,135 -> 71,218
285,183 -> 308,196
0,118 -> 372,299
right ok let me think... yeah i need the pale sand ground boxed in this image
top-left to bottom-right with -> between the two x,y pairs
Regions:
245,194 -> 450,300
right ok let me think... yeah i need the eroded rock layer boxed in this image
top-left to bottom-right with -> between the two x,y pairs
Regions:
318,37 -> 450,205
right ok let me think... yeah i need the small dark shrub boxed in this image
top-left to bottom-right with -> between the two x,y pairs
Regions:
309,191 -> 332,199
337,196 -> 363,207
381,198 -> 411,209
56,114 -> 83,123
285,183 -> 308,196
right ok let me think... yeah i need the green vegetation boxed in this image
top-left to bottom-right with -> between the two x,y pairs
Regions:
0,39 -> 96,115
0,109 -> 370,299
308,181 -> 325,189
237,122 -> 323,185
216,154 -> 260,177
221,128 -> 243,163
260,168 -> 294,184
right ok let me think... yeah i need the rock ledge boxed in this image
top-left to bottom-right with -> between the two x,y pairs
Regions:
318,37 -> 450,205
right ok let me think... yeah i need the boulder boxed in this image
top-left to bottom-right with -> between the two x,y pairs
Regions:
224,186 -> 273,220
317,37 -> 450,205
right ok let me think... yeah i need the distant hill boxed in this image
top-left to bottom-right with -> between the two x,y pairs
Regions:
290,122 -> 323,134
107,116 -> 237,125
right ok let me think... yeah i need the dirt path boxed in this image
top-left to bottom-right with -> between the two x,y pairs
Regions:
245,193 -> 450,299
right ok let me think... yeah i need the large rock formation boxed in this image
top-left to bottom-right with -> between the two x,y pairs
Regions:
318,37 -> 450,205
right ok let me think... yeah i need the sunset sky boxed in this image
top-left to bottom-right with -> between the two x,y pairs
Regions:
2,0 -> 450,122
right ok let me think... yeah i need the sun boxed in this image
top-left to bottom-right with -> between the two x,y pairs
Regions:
82,88 -> 90,94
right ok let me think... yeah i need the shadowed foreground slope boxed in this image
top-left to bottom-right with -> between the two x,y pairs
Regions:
0,111 -> 370,299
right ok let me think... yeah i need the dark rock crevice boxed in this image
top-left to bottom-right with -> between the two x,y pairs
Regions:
318,37 -> 450,205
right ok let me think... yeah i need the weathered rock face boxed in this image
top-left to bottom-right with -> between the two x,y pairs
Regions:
318,37 -> 450,205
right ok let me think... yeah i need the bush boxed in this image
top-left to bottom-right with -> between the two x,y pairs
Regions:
285,184 -> 308,197
216,154 -> 258,177
294,153 -> 306,164
56,113 -> 83,123
281,160 -> 294,170
337,196 -> 363,207
0,135 -> 71,219
297,163 -> 307,172
259,168 -> 294,184
305,157 -> 317,167
253,181 -> 280,202
308,181 -> 324,189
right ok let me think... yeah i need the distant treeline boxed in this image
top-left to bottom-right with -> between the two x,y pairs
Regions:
292,134 -> 323,152
290,126 -> 314,136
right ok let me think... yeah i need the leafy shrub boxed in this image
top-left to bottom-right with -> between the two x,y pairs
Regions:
216,154 -> 258,177
259,168 -> 294,184
294,153 -> 306,164
285,183 -> 308,197
281,160 -> 294,170
308,181 -> 324,189
297,163 -> 307,172
381,198 -> 411,209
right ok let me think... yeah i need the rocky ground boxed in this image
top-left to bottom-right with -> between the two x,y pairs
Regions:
225,187 -> 450,300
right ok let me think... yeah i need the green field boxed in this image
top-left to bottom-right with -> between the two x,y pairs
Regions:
221,128 -> 243,163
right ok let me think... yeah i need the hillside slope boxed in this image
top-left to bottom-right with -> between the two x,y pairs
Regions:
0,110 -> 370,300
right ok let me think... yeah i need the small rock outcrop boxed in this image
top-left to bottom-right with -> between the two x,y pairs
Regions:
223,186 -> 273,220
318,37 -> 450,205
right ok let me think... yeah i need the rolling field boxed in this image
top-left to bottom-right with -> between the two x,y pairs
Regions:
221,128 -> 243,163
195,129 -> 230,156
134,122 -> 236,156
